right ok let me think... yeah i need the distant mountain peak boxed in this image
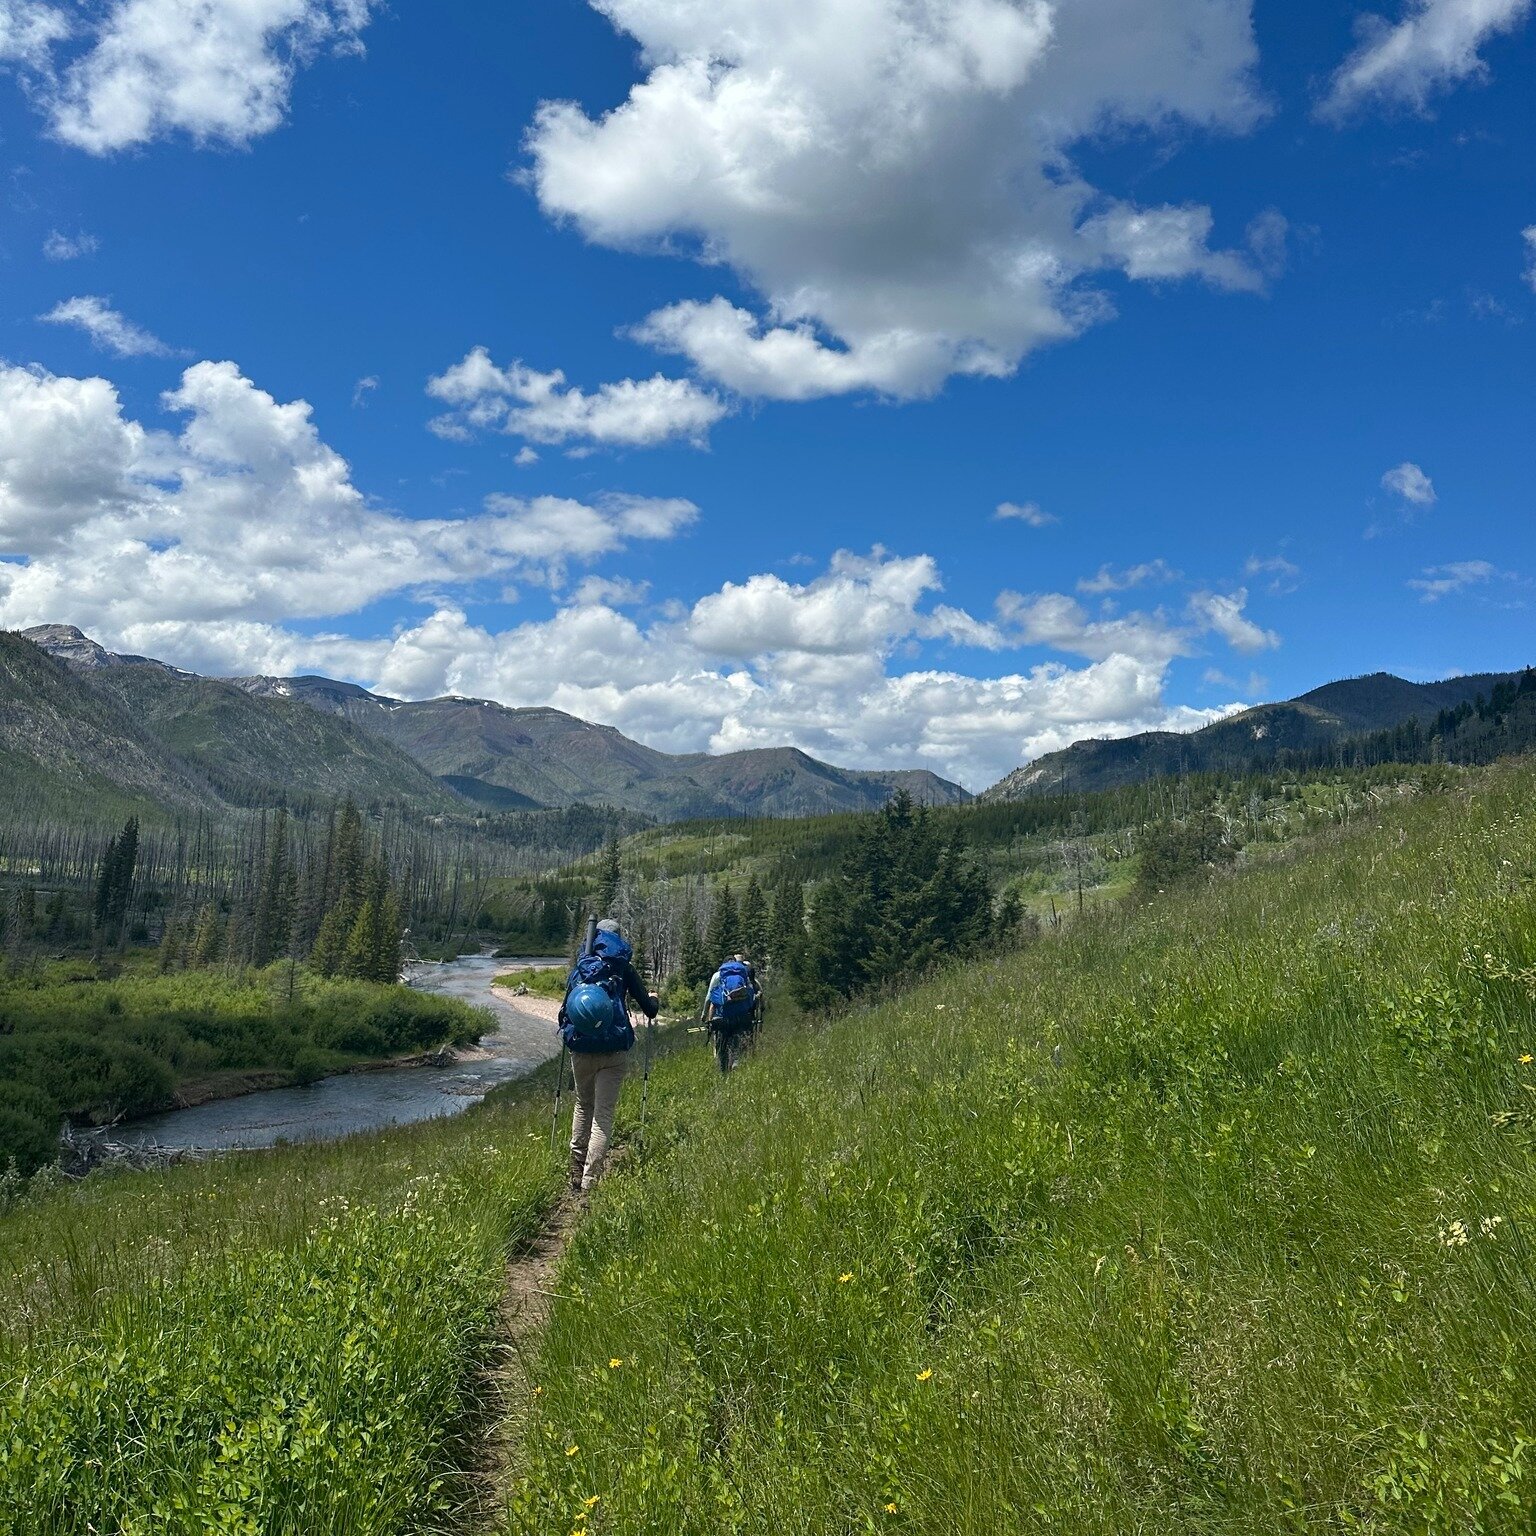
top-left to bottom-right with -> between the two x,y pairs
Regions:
23,624 -> 180,675
981,667 -> 1524,802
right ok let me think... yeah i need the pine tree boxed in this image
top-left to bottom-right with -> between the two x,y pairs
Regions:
157,916 -> 184,973
310,904 -> 349,977
595,837 -> 622,918
767,876 -> 805,976
678,888 -> 709,988
790,793 -> 993,1009
250,811 -> 293,968
739,876 -> 769,963
92,817 -> 139,949
705,882 -> 740,967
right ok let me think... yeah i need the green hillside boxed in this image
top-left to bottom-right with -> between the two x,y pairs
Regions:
4,759 -> 1533,1532
84,665 -> 461,814
2,629 -> 463,820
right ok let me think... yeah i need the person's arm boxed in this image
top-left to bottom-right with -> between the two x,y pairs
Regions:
621,961 -> 659,1018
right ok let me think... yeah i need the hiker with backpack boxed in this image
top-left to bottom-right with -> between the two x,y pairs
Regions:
702,953 -> 761,1074
559,918 -> 659,1194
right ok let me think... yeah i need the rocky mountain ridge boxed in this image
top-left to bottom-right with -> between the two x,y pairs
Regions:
12,628 -> 967,821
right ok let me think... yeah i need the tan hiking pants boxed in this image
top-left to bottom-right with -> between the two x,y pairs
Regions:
569,1048 -> 629,1190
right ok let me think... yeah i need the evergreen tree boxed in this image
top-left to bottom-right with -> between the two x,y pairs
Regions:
157,916 -> 184,973
92,817 -> 139,948
309,904 -> 349,977
678,889 -> 709,988
739,876 -> 769,962
705,882 -> 740,966
5,885 -> 37,958
767,875 -> 805,977
250,811 -> 294,968
789,791 -> 993,1010
342,861 -> 402,984
595,837 -> 622,918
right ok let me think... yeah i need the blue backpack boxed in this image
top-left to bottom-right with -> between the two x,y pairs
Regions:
560,930 -> 636,1053
708,959 -> 758,1027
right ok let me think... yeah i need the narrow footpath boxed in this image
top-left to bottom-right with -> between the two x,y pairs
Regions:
465,1193 -> 581,1531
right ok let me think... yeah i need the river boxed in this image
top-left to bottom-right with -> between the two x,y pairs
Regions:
108,953 -> 568,1152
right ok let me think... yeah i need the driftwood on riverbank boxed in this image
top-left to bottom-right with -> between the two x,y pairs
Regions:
60,1124 -> 212,1175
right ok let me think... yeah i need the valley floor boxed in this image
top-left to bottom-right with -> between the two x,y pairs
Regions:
4,761 -> 1536,1533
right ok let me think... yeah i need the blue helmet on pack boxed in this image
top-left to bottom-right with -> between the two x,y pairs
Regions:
565,982 -> 620,1038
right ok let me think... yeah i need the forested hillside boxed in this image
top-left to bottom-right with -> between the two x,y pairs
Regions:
985,667 -> 1525,801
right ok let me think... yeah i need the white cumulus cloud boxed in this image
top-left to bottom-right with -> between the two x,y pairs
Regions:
427,346 -> 728,449
2,355 -> 1277,789
1321,0 -> 1532,119
7,0 -> 376,152
1382,460 -> 1437,506
0,358 -> 698,635
0,0 -> 67,68
528,0 -> 1269,401
1186,588 -> 1280,653
994,500 -> 1056,527
40,295 -> 171,357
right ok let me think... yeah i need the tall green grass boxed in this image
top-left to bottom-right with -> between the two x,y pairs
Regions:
507,767 -> 1536,1534
0,1088 -> 561,1534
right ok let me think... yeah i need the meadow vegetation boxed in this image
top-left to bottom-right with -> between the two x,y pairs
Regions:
0,1082 -> 562,1534
506,763 -> 1536,1534
1,761 -> 1532,1533
0,964 -> 490,1171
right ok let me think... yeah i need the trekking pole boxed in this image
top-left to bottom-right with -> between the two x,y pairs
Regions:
637,1013 -> 656,1158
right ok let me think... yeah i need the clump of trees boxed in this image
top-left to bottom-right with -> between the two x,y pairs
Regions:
789,791 -> 1000,1011
1134,811 -> 1240,895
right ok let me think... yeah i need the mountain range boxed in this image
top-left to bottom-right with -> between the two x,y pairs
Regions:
6,626 -> 1525,824
4,627 -> 966,823
982,670 -> 1523,801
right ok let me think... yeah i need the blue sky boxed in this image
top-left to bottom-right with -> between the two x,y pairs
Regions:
0,0 -> 1531,789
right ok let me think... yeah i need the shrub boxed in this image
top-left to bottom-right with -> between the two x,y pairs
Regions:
0,1105 -> 58,1177
290,1046 -> 327,1085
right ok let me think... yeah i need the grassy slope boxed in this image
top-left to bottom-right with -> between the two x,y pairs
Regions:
4,765 -> 1532,1534
0,1083 -> 563,1535
508,765 -> 1536,1534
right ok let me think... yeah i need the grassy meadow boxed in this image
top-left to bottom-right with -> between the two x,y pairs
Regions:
1,761 -> 1533,1534
0,1081 -> 563,1535
507,764 -> 1536,1534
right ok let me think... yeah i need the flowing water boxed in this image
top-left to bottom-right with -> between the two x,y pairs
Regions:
108,954 -> 567,1152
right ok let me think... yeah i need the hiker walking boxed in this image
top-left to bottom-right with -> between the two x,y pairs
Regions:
559,918 -> 658,1194
702,953 -> 761,1074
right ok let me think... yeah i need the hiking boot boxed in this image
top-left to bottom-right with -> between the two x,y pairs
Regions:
567,1149 -> 586,1193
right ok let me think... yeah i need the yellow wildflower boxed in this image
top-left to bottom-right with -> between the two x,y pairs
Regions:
916,1369 -> 934,1382
838,1272 -> 854,1283
609,1358 -> 624,1369
584,1495 -> 602,1508
566,1445 -> 580,1457
884,1503 -> 899,1515
1520,1054 -> 1533,1065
